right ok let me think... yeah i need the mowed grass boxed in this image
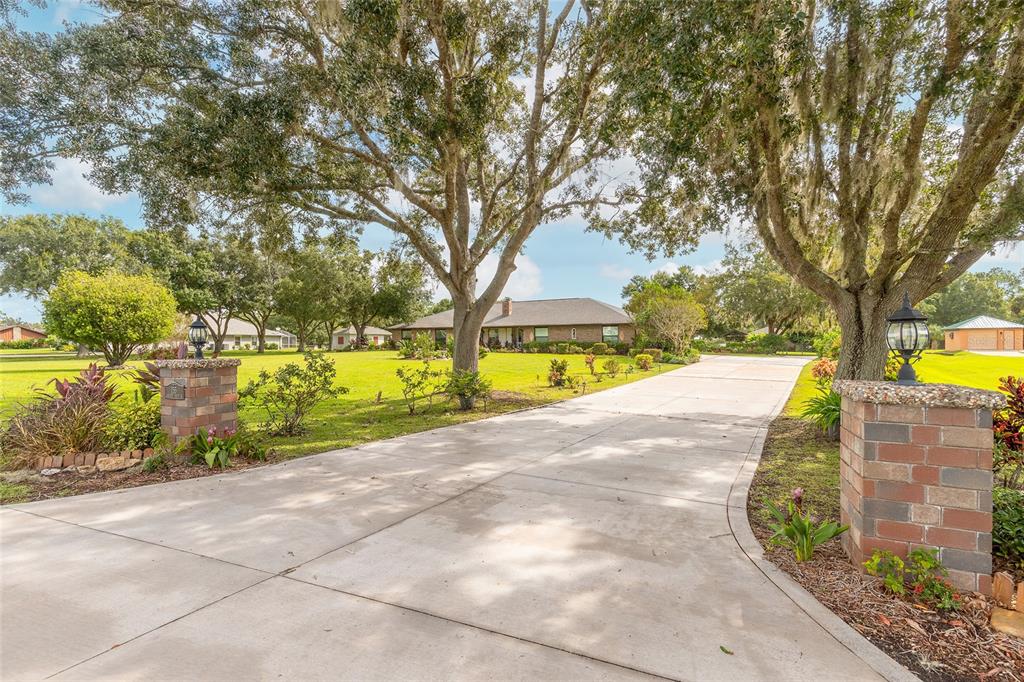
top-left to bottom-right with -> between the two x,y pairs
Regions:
783,350 -> 1022,416
0,349 -> 671,459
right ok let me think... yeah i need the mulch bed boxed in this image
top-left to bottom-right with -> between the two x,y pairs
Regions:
2,459 -> 270,504
748,419 -> 1024,682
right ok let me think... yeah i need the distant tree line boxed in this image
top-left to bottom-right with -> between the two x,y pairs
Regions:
0,214 -> 433,355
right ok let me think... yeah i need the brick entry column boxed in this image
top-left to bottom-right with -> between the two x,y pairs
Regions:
832,380 -> 1005,594
155,358 -> 240,445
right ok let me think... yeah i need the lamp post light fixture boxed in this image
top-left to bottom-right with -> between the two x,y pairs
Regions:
885,292 -> 930,385
188,316 -> 209,359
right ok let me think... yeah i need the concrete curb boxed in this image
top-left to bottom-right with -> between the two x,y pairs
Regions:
726,367 -> 920,682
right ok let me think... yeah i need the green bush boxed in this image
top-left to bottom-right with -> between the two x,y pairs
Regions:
994,486 -> 1024,569
602,358 -> 621,377
548,358 -> 570,386
812,330 -> 841,360
396,360 -> 444,414
444,370 -> 492,410
239,351 -> 347,435
0,338 -> 47,349
555,342 -> 570,354
800,387 -> 842,437
266,342 -> 279,350
635,353 -> 654,370
590,342 -> 608,355
0,364 -> 116,470
642,348 -> 663,362
103,396 -> 162,451
43,270 -> 177,367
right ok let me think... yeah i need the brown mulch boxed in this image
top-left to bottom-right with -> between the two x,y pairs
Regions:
3,459 -> 270,504
748,424 -> 1024,681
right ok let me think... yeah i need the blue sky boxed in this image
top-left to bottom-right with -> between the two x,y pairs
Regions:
3,1 -> 1020,323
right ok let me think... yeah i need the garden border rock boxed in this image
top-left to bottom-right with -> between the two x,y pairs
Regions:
727,376 -> 921,682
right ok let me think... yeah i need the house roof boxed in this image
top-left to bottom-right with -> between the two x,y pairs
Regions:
0,324 -> 44,334
942,315 -> 1024,330
333,325 -> 391,336
392,298 -> 632,330
223,318 -> 296,338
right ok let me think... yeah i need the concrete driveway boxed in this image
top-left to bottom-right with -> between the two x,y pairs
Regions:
2,355 -> 888,681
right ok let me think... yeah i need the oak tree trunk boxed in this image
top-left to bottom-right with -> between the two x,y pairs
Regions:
451,295 -> 482,375
834,293 -> 891,381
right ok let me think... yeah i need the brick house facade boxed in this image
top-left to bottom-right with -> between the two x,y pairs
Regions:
391,298 -> 635,347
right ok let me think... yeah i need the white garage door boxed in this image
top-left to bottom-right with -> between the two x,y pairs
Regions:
967,331 -> 997,350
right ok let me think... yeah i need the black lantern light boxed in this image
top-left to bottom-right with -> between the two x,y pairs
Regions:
885,292 -> 929,385
188,316 -> 209,359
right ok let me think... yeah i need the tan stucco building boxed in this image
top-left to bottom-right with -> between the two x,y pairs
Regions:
391,297 -> 635,348
942,315 -> 1023,351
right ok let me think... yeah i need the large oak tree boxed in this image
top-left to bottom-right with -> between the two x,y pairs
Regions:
601,0 -> 1024,379
5,0 -> 631,373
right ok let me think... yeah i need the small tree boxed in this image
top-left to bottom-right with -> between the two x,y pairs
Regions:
625,282 -> 707,351
239,351 -> 346,436
44,271 -> 176,366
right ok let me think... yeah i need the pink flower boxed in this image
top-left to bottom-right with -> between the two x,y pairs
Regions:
791,487 -> 804,503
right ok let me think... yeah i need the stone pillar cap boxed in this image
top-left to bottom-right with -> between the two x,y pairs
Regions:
153,358 -> 241,369
832,380 -> 1005,409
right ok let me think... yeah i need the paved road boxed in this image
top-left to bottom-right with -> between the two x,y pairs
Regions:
1,355 -> 884,681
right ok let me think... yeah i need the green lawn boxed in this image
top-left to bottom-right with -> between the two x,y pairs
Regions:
783,350 -> 1022,416
0,348 -> 70,355
0,349 -> 671,459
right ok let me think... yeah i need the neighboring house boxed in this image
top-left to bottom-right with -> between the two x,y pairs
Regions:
0,324 -> 46,342
942,315 -> 1023,351
218,318 -> 298,350
390,298 -> 635,347
331,325 -> 392,349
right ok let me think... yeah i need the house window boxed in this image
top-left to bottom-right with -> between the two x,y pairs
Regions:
534,327 -> 549,343
338,336 -> 344,345
487,328 -> 500,345
402,330 -> 412,340
571,328 -> 577,340
602,326 -> 619,343
435,329 -> 447,345
372,336 -> 379,344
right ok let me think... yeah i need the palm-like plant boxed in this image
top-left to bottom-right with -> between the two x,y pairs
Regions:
767,488 -> 848,562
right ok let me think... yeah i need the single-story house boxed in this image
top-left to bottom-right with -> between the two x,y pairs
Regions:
942,315 -> 1023,351
219,319 -> 298,350
0,324 -> 46,342
390,297 -> 635,347
331,325 -> 392,349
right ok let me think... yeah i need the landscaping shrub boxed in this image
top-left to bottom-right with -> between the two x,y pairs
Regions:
555,342 -> 569,354
396,360 -> 444,414
569,344 -> 584,354
993,487 -> 1024,569
548,358 -> 570,386
799,387 -> 842,438
810,358 -> 837,385
865,548 -> 963,610
590,342 -> 608,355
266,342 -> 279,350
812,330 -> 841,359
103,396 -> 162,452
602,358 -> 621,377
584,353 -> 597,375
186,426 -> 238,469
44,270 -> 177,367
994,375 -> 1023,452
444,370 -> 492,410
766,487 -> 847,561
0,364 -> 117,469
239,351 -> 347,435
635,353 -> 653,370
745,333 -> 788,354
642,348 -> 663,362
0,338 -> 47,349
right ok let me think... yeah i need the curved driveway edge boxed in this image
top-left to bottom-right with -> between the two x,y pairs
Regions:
724,370 -> 919,682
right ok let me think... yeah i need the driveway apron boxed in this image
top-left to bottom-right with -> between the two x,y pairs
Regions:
1,355 -> 885,681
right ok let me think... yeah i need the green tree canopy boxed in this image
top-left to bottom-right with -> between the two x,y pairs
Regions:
624,281 -> 707,351
339,249 -> 431,345
5,0 -> 636,373
600,0 -> 1024,379
43,270 -> 177,366
922,268 -> 1021,326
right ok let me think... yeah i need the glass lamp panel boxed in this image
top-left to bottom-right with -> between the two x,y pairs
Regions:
901,322 -> 918,350
886,323 -> 902,351
915,321 -> 930,350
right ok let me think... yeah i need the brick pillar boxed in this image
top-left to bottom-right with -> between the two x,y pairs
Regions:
833,380 -> 1005,595
155,359 -> 240,445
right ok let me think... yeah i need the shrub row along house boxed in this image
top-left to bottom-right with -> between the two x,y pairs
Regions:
390,298 -> 635,348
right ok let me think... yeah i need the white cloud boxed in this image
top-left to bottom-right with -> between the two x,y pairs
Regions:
30,157 -> 132,212
651,261 -> 680,276
693,259 -> 722,275
599,263 -> 633,280
477,253 -> 543,300
972,241 -> 1023,270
